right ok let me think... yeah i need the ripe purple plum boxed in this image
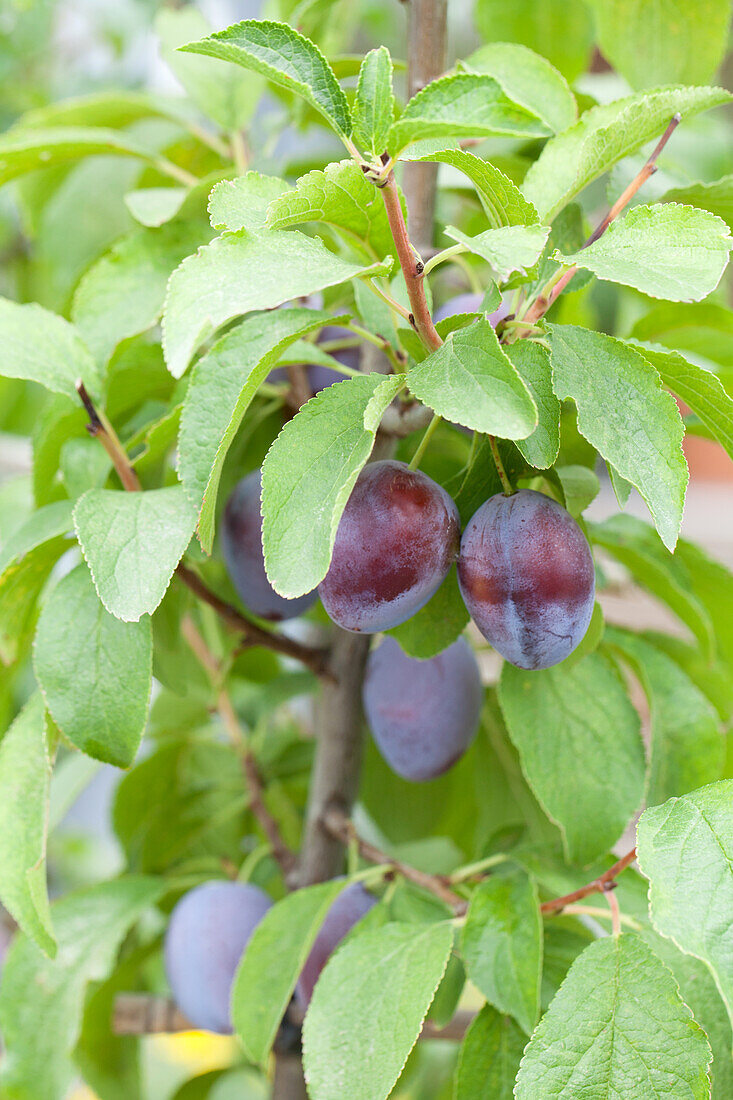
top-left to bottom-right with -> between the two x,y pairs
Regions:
458,489 -> 595,670
164,881 -> 272,1033
434,291 -> 510,328
296,882 -> 376,1006
221,469 -> 317,621
319,460 -> 460,633
363,636 -> 482,781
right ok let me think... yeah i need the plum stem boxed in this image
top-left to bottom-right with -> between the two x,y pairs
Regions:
488,434 -> 514,495
540,847 -> 637,914
408,412 -> 442,469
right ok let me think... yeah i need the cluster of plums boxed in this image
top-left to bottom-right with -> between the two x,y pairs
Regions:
164,877 -> 375,1033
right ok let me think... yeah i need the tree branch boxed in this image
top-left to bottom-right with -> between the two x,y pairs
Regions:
242,750 -> 298,877
540,848 -> 637,915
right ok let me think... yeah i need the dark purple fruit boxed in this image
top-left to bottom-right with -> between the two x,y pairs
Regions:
457,489 -> 595,670
319,460 -> 460,633
363,636 -> 482,781
434,291 -> 510,328
296,882 -> 376,1007
221,469 -> 317,621
164,881 -> 272,1034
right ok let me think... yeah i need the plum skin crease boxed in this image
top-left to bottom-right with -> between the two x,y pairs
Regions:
296,882 -> 376,1007
363,636 -> 483,781
222,468 -> 317,622
458,489 -> 595,670
164,880 -> 272,1034
319,460 -> 460,633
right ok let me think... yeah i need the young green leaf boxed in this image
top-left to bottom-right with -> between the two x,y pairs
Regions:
515,934 -> 712,1098
162,228 -> 391,377
637,779 -> 733,1025
386,566 -> 469,659
266,160 -> 399,262
609,628 -> 723,804
208,172 -> 289,232
387,73 -> 550,155
353,47 -> 395,156
0,539 -> 71,665
0,501 -> 74,576
72,222 -> 207,364
555,203 -> 732,301
523,85 -> 731,223
0,126 -> 174,187
445,224 -> 549,281
34,564 -> 152,768
124,186 -> 189,227
474,0 -> 594,82
0,877 -> 162,1100
661,174 -> 733,231
555,464 -> 600,517
504,344 -> 558,469
73,486 -> 198,621
178,308 -> 342,553
631,300 -> 733,368
549,325 -> 688,551
0,298 -> 100,400
461,872 -> 542,1034
499,653 -> 645,863
407,317 -> 537,439
455,1004 -> 527,1100
465,42 -> 577,133
0,695 -> 55,957
413,148 -> 539,227
261,373 -> 404,598
232,880 -> 348,1065
179,19 -> 352,139
302,921 -> 453,1100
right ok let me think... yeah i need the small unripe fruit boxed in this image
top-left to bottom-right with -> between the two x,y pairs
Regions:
164,881 -> 272,1034
458,489 -> 595,670
296,882 -> 376,1006
363,636 -> 482,781
222,469 -> 317,621
319,460 -> 460,633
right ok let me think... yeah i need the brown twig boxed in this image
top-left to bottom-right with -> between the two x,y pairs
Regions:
540,848 -> 637,915
77,380 -> 141,493
322,807 -> 467,912
242,750 -> 297,876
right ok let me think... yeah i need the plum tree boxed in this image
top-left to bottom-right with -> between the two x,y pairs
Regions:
222,469 -> 318,621
296,883 -> 376,1006
433,291 -> 510,328
319,460 -> 460,632
457,489 -> 595,670
164,881 -> 272,1034
363,636 -> 482,781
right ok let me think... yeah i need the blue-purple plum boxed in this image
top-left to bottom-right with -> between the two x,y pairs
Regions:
457,490 -> 595,670
296,883 -> 376,1006
434,291 -> 511,328
319,460 -> 460,633
221,469 -> 317,621
164,881 -> 272,1033
363,636 -> 482,780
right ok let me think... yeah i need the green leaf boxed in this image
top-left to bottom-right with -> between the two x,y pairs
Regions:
266,160 -> 398,262
631,300 -> 733,369
455,1005 -> 527,1100
523,86 -> 731,223
637,779 -> 733,1025
0,126 -> 173,188
553,465 -> 599,518
124,186 -> 188,227
162,228 -> 390,378
232,880 -> 347,1065
661,175 -> 733,231
33,564 -> 152,768
387,73 -> 550,155
0,877 -> 162,1100
208,172 -> 289,233
549,324 -> 688,551
413,148 -> 539,228
515,934 -> 712,1099
0,298 -> 100,400
609,629 -> 723,803
499,653 -> 645,863
555,203 -> 732,301
589,514 -> 715,658
587,0 -> 732,89
73,486 -> 197,621
465,42 -> 576,133
72,223 -> 206,365
261,373 -> 404,598
0,695 -> 55,956
445,224 -> 550,282
179,308 -> 341,553
407,318 -> 537,439
461,872 -> 541,1034
0,501 -> 73,576
503,343 -> 559,469
302,921 -> 453,1100
179,19 -> 352,139
353,47 -> 395,156
474,0 -> 594,82
0,539 -> 71,665
386,565 -> 469,659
